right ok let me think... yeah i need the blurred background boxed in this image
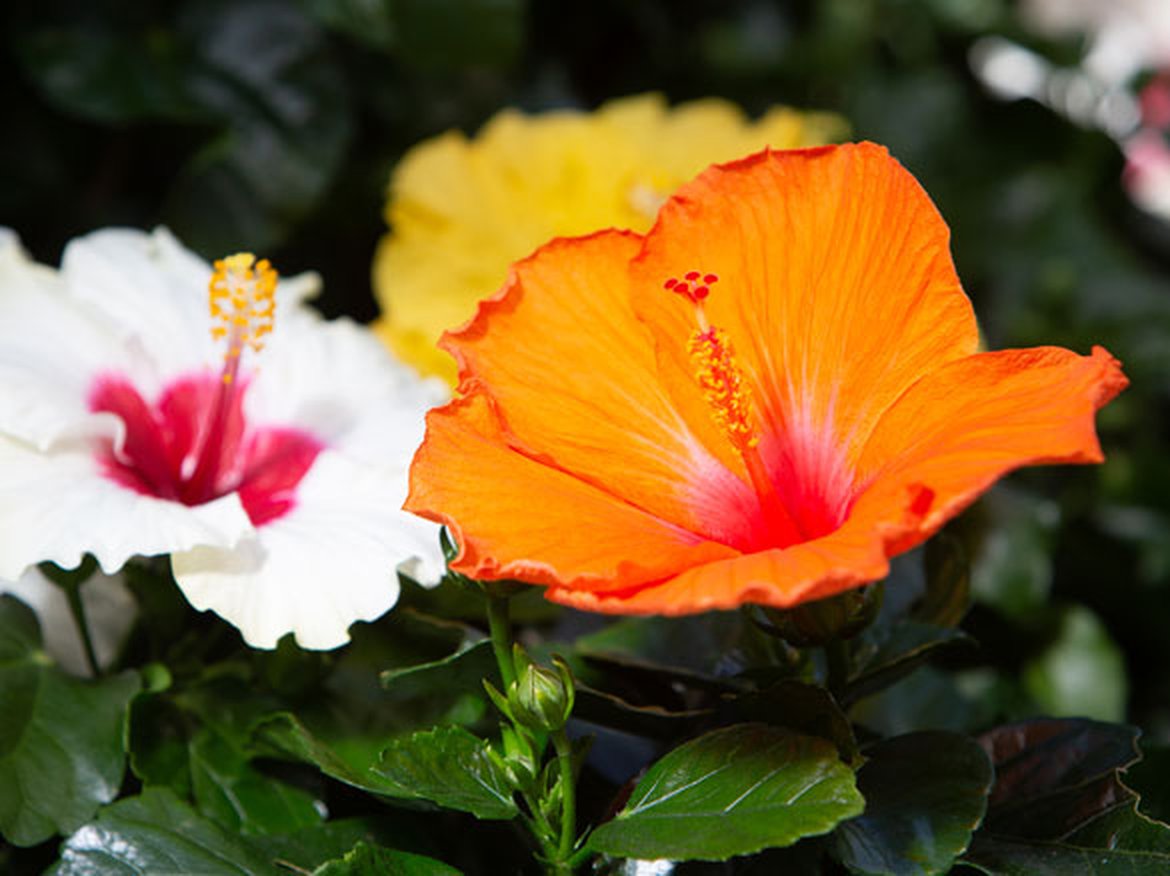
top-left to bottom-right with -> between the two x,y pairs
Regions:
4,0 -> 1170,739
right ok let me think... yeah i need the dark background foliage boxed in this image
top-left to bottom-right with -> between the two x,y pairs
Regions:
5,1 -> 1170,870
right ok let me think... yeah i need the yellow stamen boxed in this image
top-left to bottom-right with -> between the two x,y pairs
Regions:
688,327 -> 756,451
209,253 -> 277,363
666,270 -> 801,541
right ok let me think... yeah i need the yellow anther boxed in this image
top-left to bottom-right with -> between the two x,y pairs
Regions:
688,327 -> 757,450
209,253 -> 277,358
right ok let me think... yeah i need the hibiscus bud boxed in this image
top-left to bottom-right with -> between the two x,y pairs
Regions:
508,652 -> 575,733
764,584 -> 884,648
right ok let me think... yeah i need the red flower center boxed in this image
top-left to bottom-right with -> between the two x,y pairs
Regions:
89,372 -> 323,527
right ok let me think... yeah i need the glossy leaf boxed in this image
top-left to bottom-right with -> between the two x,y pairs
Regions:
254,712 -> 406,797
587,723 -> 863,861
373,726 -> 518,820
49,787 -> 284,875
979,718 -> 1140,839
833,732 -> 993,875
0,595 -> 139,846
189,728 -> 323,835
722,680 -> 859,763
49,790 -> 393,875
845,620 -> 971,706
380,638 -> 499,699
962,718 -> 1170,874
312,840 -> 461,876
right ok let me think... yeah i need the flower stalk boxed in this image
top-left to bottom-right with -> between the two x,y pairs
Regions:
484,590 -> 584,875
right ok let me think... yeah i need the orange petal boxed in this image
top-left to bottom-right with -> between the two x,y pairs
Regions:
443,230 -> 765,550
854,345 -> 1128,535
631,143 -> 978,539
550,345 -> 1126,614
406,390 -> 738,591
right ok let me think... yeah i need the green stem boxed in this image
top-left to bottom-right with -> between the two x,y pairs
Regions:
62,581 -> 101,677
487,594 -> 517,690
825,637 -> 850,701
552,729 -> 578,866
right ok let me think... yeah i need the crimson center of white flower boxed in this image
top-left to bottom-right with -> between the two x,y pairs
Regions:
87,254 -> 323,527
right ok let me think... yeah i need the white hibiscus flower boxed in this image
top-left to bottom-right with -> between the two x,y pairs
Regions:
0,227 -> 445,649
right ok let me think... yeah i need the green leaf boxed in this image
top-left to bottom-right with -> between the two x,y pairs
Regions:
48,787 -> 284,875
576,612 -> 758,685
832,732 -> 993,875
979,719 -> 1141,839
965,798 -> 1170,874
0,595 -> 139,846
845,620 -> 971,706
918,531 -> 971,627
573,682 -> 712,739
254,712 -> 400,796
961,719 -> 1170,873
126,692 -> 192,795
380,638 -> 499,700
587,723 -> 863,861
374,726 -> 518,820
723,680 -> 859,763
1023,605 -> 1128,722
312,840 -> 460,876
189,728 -> 323,835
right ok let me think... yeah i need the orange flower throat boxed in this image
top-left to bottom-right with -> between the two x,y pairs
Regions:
665,271 -> 798,541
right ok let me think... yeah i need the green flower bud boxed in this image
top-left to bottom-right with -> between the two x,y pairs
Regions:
763,584 -> 883,648
508,654 -> 575,733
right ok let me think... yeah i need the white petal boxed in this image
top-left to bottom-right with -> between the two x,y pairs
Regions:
172,451 -> 443,650
1,566 -> 136,675
60,228 -> 218,389
0,435 -> 253,580
247,308 -> 447,464
0,234 -> 127,449
61,228 -> 328,395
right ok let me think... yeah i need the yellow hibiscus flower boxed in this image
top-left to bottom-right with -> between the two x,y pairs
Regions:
372,93 -> 846,383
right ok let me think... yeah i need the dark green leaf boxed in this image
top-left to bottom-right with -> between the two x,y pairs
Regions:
965,798 -> 1170,874
0,595 -> 139,846
576,613 -> 760,685
1122,746 -> 1170,823
587,723 -> 863,861
126,692 -> 192,795
254,712 -> 402,797
962,719 -> 1170,873
833,732 -> 993,875
48,787 -> 283,875
845,620 -> 971,706
722,680 -> 859,763
374,726 -> 518,820
918,532 -> 971,627
312,840 -> 461,876
380,639 -> 499,699
189,728 -> 323,835
979,719 -> 1141,839
573,682 -> 711,739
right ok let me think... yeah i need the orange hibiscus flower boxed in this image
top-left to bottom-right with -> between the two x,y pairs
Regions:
406,143 -> 1127,615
